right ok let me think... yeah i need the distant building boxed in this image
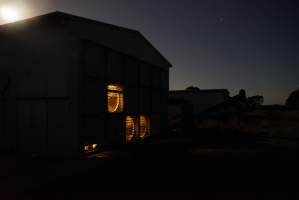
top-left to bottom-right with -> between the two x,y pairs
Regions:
169,89 -> 230,114
168,89 -> 230,130
0,11 -> 171,158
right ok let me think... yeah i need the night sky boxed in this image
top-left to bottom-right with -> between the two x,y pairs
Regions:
1,0 -> 298,104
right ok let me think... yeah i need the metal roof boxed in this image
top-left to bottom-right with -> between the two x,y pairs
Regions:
0,11 -> 172,69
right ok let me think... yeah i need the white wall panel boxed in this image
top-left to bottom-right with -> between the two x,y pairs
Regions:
139,87 -> 150,113
124,59 -> 138,83
152,68 -> 161,87
83,116 -> 105,143
82,78 -> 105,114
47,100 -> 77,158
107,52 -> 123,82
140,63 -> 151,86
151,115 -> 161,136
84,43 -> 106,78
125,85 -> 138,113
18,101 -> 47,155
107,115 -> 124,144
151,90 -> 161,113
0,101 -> 18,150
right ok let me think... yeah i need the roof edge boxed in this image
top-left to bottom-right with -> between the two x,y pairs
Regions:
0,11 -> 173,68
136,31 -> 172,68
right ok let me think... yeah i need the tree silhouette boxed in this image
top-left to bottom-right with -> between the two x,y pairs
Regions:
286,88 -> 299,109
248,95 -> 264,106
238,89 -> 247,100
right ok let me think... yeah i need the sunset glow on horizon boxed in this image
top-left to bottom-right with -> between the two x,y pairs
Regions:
0,0 -> 298,104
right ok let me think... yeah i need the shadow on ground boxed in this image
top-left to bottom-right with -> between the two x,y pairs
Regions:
2,132 -> 299,200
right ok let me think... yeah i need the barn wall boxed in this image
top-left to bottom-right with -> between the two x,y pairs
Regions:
0,100 -> 18,151
80,43 -> 107,146
0,20 -> 74,98
63,16 -> 170,70
0,20 -> 80,157
18,101 -> 47,154
47,100 -> 79,158
80,41 -> 169,146
0,15 -> 170,157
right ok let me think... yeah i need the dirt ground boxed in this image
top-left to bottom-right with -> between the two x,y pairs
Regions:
2,133 -> 299,200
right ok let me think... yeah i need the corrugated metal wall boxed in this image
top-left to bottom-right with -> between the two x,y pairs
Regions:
80,41 -> 169,146
0,17 -> 169,157
0,21 -> 80,157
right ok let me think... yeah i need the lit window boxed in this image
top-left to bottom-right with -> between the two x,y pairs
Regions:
126,115 -> 150,143
139,116 -> 150,139
126,116 -> 138,142
107,84 -> 124,113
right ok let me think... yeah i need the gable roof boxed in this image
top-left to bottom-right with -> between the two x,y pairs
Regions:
0,11 -> 172,69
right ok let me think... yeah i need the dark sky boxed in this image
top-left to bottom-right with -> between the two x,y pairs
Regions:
1,0 -> 299,104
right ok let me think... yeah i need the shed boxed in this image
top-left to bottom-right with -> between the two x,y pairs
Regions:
169,89 -> 230,115
0,11 -> 172,158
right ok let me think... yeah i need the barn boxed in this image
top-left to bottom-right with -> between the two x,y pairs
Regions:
0,11 -> 171,158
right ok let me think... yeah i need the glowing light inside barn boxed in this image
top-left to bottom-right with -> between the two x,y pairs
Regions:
126,116 -> 150,142
84,144 -> 99,153
126,116 -> 137,142
107,84 -> 124,113
139,115 -> 150,139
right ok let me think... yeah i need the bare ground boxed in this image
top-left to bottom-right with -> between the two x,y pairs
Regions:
2,133 -> 299,200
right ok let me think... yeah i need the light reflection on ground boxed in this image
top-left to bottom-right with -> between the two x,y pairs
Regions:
87,152 -> 114,159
